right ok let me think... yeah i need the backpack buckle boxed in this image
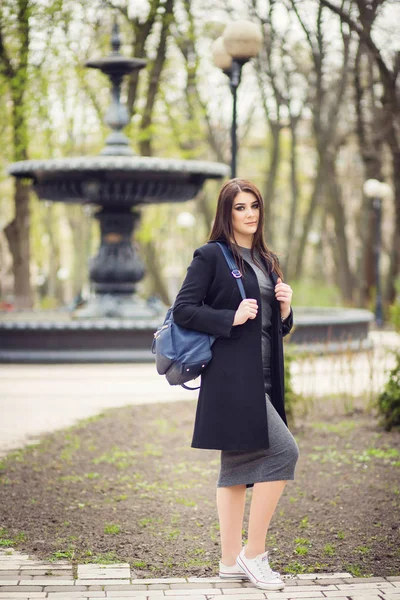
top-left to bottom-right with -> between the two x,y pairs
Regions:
231,269 -> 242,279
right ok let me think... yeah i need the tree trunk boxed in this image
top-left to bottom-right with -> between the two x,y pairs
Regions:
385,139 -> 400,305
1,0 -> 32,308
295,159 -> 325,277
353,42 -> 384,307
196,190 -> 213,235
326,160 -> 354,303
67,207 -> 91,298
263,122 -> 280,248
284,117 -> 299,279
140,241 -> 170,306
139,0 -> 174,156
4,179 -> 32,308
126,0 -> 162,117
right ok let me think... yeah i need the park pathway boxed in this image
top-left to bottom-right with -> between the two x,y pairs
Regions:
0,549 -> 399,600
0,330 -> 398,457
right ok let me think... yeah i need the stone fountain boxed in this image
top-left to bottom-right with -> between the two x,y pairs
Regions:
0,22 -> 229,362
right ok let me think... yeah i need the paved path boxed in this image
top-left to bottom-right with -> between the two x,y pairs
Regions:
0,363 -> 198,455
0,330 -> 398,457
1,549 -> 399,600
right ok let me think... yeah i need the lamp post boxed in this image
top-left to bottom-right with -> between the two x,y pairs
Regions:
212,21 -> 262,178
363,179 -> 392,327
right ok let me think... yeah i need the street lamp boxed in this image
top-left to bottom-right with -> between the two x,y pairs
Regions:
212,21 -> 262,178
363,179 -> 392,327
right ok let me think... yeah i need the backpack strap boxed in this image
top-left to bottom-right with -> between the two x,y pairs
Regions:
181,382 -> 201,390
215,242 -> 246,301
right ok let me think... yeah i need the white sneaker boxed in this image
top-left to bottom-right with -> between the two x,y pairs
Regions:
219,559 -> 248,579
236,548 -> 285,590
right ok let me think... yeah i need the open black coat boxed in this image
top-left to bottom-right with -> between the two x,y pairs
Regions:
172,240 -> 293,452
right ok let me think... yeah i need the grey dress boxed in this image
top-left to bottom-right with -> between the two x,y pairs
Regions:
216,246 -> 299,488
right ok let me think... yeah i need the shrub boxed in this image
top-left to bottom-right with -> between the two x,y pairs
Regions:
377,283 -> 400,432
284,344 -> 302,424
388,278 -> 400,331
377,353 -> 400,431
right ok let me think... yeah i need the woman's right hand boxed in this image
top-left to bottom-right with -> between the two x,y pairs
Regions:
233,299 -> 258,326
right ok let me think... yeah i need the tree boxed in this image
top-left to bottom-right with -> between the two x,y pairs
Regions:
290,0 -> 355,302
0,0 -> 33,308
319,0 -> 400,303
250,0 -> 309,277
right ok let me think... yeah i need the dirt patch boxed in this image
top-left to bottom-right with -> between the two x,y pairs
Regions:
0,398 -> 399,578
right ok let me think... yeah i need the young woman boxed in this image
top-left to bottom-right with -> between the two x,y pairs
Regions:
173,178 -> 300,591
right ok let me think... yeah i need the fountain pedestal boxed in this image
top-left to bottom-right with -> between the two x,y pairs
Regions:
75,208 -> 153,319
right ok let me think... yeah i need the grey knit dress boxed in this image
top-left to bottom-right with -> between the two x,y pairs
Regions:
216,246 -> 299,489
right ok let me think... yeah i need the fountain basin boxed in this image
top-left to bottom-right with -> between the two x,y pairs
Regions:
8,156 -> 228,205
0,307 -> 375,363
289,307 -> 374,353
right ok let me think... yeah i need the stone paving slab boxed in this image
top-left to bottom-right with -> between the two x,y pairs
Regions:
1,550 -> 399,599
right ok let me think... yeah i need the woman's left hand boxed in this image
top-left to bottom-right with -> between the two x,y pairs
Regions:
275,277 -> 292,320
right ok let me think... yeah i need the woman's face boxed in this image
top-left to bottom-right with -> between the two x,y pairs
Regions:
231,191 -> 260,240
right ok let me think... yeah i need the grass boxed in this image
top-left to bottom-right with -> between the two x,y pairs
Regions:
344,563 -> 373,577
132,560 -> 147,568
81,551 -> 121,564
103,523 -> 121,535
311,421 -> 356,434
49,548 -> 75,562
355,545 -> 371,554
282,560 -> 308,574
167,529 -> 181,540
92,447 -> 138,469
299,516 -> 309,529
0,528 -> 26,547
0,398 -> 399,577
294,537 -> 312,556
324,543 -> 336,556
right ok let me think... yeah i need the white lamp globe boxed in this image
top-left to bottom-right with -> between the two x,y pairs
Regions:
57,267 -> 69,281
177,212 -> 196,228
363,179 -> 382,198
223,20 -> 262,61
212,37 -> 232,71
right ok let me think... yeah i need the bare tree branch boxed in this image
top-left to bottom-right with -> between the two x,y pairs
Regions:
319,0 -> 396,96
139,0 -> 174,156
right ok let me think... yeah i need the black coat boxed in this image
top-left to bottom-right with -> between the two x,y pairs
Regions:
173,240 -> 293,452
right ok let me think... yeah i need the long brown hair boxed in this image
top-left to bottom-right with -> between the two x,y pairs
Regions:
208,178 -> 284,280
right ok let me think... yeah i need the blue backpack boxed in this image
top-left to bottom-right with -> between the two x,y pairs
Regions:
151,242 -> 246,389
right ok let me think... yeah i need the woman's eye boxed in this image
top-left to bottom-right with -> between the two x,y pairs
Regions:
234,203 -> 259,211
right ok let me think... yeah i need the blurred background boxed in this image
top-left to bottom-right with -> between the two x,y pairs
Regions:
0,0 -> 399,318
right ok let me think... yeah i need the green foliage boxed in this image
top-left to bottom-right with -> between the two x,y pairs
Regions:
381,285 -> 400,428
49,546 -> 76,561
377,352 -> 400,432
0,530 -> 27,546
290,279 -> 342,307
388,278 -> 400,332
323,543 -> 336,556
103,523 -> 121,535
81,551 -> 120,564
390,304 -> 400,332
284,345 -> 302,424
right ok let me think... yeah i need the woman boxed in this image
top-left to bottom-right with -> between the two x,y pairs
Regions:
173,178 -> 300,591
